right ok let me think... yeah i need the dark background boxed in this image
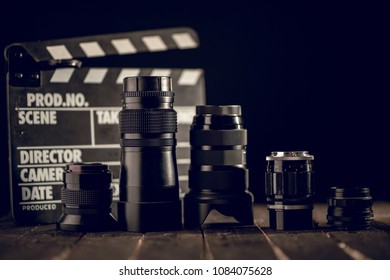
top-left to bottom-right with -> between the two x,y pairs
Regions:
1,2 -> 389,216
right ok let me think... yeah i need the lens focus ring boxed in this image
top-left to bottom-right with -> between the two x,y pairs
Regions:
120,109 -> 177,134
122,91 -> 174,98
190,129 -> 247,146
61,188 -> 113,206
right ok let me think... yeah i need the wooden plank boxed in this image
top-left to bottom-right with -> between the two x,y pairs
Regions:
258,203 -> 352,259
1,202 -> 389,260
327,229 -> 390,259
372,201 -> 390,219
371,201 -> 390,230
256,203 -> 330,228
204,225 -> 277,260
0,223 -> 39,259
0,224 -> 83,260
200,207 -> 277,260
67,231 -> 143,260
136,231 -> 203,260
312,203 -> 328,227
263,229 -> 352,260
0,216 -> 15,230
253,204 -> 268,227
266,202 -> 390,260
313,202 -> 390,259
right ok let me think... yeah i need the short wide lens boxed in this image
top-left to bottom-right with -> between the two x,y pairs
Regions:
184,105 -> 254,228
327,186 -> 373,229
57,163 -> 117,231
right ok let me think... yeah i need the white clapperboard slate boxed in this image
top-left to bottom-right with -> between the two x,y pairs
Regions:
5,27 -> 205,225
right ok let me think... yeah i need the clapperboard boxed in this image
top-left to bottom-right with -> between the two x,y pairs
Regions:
5,27 -> 205,225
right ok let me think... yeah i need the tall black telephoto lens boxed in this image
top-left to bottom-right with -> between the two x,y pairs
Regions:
184,105 -> 254,228
327,186 -> 373,229
57,163 -> 117,232
116,76 -> 181,232
265,151 -> 314,230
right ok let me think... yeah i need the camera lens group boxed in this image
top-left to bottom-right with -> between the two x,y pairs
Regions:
57,76 -> 374,232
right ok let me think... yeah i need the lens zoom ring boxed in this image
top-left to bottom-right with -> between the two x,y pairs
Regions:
61,188 -> 113,206
123,91 -> 174,97
190,129 -> 247,146
120,110 -> 177,133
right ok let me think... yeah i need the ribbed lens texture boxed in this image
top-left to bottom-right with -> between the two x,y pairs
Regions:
61,188 -> 112,206
120,109 -> 177,134
265,151 -> 314,230
327,186 -> 373,229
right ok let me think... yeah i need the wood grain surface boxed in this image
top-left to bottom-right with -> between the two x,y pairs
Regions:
1,203 -> 389,260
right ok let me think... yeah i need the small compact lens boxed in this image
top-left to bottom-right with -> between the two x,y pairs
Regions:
327,186 -> 373,229
57,163 -> 117,231
265,151 -> 314,230
184,105 -> 254,228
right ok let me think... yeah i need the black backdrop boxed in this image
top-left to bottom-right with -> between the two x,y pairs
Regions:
1,2 -> 389,215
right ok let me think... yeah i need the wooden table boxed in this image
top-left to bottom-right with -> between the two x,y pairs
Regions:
1,203 -> 389,260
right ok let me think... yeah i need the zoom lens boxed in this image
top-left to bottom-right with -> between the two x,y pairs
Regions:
327,186 -> 373,229
184,105 -> 254,228
265,151 -> 314,230
57,163 -> 117,231
116,76 -> 181,232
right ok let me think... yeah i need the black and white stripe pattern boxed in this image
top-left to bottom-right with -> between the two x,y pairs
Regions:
49,67 -> 203,86
6,27 -> 205,224
22,27 -> 199,61
44,67 -> 205,109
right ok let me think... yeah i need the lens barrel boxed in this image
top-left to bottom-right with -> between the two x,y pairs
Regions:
327,186 -> 373,229
265,151 -> 314,230
116,76 -> 181,232
184,105 -> 254,228
57,163 -> 117,231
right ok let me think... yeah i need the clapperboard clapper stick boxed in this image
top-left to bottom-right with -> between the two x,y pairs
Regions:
5,27 -> 205,225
